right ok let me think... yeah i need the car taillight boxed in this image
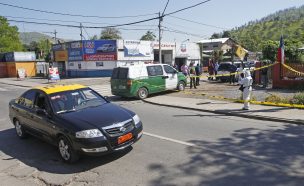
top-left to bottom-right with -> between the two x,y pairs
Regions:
127,80 -> 132,87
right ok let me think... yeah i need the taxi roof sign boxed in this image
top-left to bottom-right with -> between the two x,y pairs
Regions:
35,84 -> 87,94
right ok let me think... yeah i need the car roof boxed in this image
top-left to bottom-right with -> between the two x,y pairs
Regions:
35,84 -> 87,94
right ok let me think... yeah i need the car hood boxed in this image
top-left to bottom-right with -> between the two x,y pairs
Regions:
59,103 -> 134,130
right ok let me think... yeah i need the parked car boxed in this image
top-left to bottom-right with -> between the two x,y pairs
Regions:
9,84 -> 143,163
96,44 -> 116,53
216,62 -> 237,82
111,64 -> 187,99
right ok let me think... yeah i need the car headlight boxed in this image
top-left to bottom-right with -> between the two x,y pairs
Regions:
132,114 -> 141,126
75,129 -> 103,138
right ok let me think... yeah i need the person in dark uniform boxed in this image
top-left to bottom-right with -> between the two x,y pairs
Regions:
195,63 -> 201,86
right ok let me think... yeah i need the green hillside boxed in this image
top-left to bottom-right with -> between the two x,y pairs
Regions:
229,5 -> 304,52
19,32 -> 54,45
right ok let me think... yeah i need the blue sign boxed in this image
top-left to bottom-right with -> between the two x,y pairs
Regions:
83,40 -> 117,61
67,41 -> 83,61
68,49 -> 83,61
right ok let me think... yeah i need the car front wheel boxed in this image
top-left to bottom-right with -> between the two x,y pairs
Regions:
137,87 -> 149,99
14,119 -> 27,139
58,136 -> 79,163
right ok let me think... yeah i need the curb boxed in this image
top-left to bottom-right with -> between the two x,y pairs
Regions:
142,99 -> 304,125
0,82 -> 33,88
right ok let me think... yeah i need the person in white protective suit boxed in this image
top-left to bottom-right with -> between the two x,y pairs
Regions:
240,70 -> 253,110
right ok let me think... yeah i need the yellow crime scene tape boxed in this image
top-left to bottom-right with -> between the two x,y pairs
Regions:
133,62 -> 304,109
282,63 -> 304,76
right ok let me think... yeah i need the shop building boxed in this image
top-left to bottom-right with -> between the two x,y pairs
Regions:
0,52 -> 36,78
52,39 -> 201,78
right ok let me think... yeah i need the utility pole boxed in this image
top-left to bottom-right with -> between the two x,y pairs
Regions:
80,23 -> 83,41
158,12 -> 162,64
54,29 -> 57,43
158,0 -> 170,64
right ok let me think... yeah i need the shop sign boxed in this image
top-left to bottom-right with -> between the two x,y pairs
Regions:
49,67 -> 60,80
124,40 -> 153,57
83,40 -> 117,61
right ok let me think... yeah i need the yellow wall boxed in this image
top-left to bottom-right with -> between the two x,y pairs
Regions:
6,62 -> 36,77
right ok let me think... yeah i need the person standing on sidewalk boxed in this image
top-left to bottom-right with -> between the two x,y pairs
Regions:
214,61 -> 219,80
240,70 -> 253,110
195,63 -> 201,86
181,63 -> 189,77
189,63 -> 197,89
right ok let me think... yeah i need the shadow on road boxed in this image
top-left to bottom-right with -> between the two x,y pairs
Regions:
148,124 -> 304,186
0,128 -> 132,174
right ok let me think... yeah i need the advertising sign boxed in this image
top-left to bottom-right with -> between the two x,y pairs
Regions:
17,68 -> 26,79
49,67 -> 60,80
83,40 -> 117,61
52,44 -> 65,51
153,42 -> 176,50
5,52 -> 36,62
124,40 -> 153,57
67,41 -> 83,61
55,51 -> 68,61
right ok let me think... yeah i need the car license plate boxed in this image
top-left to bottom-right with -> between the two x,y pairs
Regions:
118,133 -> 133,144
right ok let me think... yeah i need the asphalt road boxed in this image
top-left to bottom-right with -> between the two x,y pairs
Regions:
0,84 -> 304,186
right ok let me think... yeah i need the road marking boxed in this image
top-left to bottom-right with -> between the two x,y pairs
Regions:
143,132 -> 303,176
0,118 -> 6,122
0,88 -> 7,91
144,132 -> 196,147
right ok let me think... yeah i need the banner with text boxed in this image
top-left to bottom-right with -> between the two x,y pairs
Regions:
83,40 -> 117,61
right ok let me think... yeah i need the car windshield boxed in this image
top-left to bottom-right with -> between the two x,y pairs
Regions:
218,64 -> 232,71
49,88 -> 107,114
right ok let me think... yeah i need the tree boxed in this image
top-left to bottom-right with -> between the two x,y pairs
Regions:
140,31 -> 156,41
261,40 -> 279,61
100,27 -> 122,40
222,31 -> 231,38
210,33 -> 221,39
0,16 -> 23,52
90,35 -> 98,40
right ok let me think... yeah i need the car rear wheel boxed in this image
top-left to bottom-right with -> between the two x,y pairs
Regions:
14,119 -> 27,139
58,136 -> 79,163
177,81 -> 185,91
137,87 -> 149,99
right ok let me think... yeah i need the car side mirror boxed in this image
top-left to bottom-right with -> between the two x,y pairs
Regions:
104,96 -> 110,102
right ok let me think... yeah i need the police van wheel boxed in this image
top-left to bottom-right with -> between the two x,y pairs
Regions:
177,81 -> 185,91
137,87 -> 148,99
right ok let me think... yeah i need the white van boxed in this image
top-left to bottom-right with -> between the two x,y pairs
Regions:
111,64 -> 187,99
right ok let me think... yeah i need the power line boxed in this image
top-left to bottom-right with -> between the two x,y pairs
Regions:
164,0 -> 212,16
6,0 -> 213,31
163,26 -> 208,38
2,15 -> 158,27
0,2 -> 158,19
168,15 -> 228,30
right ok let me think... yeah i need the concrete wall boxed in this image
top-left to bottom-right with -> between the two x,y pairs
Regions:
67,61 -> 116,77
272,62 -> 304,88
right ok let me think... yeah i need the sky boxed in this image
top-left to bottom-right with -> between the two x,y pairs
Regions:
1,0 -> 303,43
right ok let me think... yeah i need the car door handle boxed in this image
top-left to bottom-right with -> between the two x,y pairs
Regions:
162,76 -> 169,79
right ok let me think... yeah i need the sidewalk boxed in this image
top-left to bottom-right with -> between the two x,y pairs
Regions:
0,77 -> 303,124
0,77 -> 110,87
144,95 -> 304,125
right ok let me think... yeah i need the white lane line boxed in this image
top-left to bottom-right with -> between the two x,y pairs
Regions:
0,88 -> 7,91
143,132 -> 303,176
144,132 -> 196,147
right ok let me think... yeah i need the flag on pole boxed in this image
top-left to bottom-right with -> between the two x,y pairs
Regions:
235,45 -> 247,60
277,35 -> 285,64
